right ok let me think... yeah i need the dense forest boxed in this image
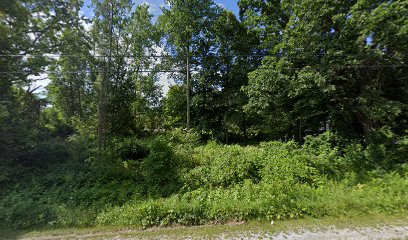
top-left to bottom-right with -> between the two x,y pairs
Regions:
1,0 -> 407,231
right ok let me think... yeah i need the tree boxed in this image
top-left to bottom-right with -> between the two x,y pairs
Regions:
158,0 -> 221,130
191,10 -> 261,142
243,0 -> 408,139
238,0 -> 289,52
163,85 -> 187,129
47,26 -> 93,120
0,0 -> 85,181
92,1 -> 160,145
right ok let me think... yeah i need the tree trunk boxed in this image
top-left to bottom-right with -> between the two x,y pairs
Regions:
98,2 -> 114,149
186,48 -> 191,130
98,71 -> 107,148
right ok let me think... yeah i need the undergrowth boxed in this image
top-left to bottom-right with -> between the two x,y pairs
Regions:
1,131 -> 407,230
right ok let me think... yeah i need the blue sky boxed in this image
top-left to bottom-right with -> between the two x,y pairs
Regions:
81,0 -> 239,18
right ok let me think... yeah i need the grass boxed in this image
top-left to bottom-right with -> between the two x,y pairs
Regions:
2,133 -> 408,233
5,213 -> 408,239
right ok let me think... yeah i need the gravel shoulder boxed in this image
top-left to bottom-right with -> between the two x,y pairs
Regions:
9,214 -> 408,240
223,225 -> 408,240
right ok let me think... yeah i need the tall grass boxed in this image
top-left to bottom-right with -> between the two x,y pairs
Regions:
1,131 -> 407,229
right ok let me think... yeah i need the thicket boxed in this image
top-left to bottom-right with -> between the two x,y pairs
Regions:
1,130 -> 407,230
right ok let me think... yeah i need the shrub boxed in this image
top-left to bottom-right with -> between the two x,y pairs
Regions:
95,136 -> 182,197
3,131 -> 408,230
183,141 -> 262,189
166,128 -> 201,146
97,170 -> 408,228
301,131 -> 346,178
365,128 -> 408,170
183,140 -> 325,190
141,137 -> 181,196
259,141 -> 323,187
0,189 -> 55,229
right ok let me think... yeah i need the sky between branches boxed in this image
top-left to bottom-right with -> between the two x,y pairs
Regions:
81,0 -> 240,18
32,0 -> 240,96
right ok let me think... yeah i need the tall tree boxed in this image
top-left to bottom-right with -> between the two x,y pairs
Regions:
92,1 -> 160,144
191,10 -> 261,142
92,0 -> 119,147
158,0 -> 220,130
47,24 -> 93,120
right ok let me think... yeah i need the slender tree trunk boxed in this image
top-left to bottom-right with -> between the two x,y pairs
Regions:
77,80 -> 83,118
68,77 -> 75,117
98,70 -> 107,148
224,115 -> 229,144
355,111 -> 379,136
186,48 -> 191,130
242,113 -> 248,142
98,2 -> 114,149
77,63 -> 84,118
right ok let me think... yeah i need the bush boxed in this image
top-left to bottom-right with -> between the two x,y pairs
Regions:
22,141 -> 70,168
183,141 -> 262,189
141,137 -> 181,196
259,141 -> 323,187
2,131 -> 408,230
0,189 -> 56,229
97,171 -> 408,228
365,128 -> 408,170
183,140 -> 325,190
166,128 -> 201,146
93,136 -> 182,196
301,131 -> 345,178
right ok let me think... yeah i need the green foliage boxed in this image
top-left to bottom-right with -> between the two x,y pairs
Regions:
259,141 -> 322,187
301,132 -> 345,178
97,171 -> 408,228
163,85 -> 187,129
243,0 -> 408,138
0,144 -> 143,229
182,133 -> 344,191
99,136 -> 182,196
166,128 -> 201,146
104,137 -> 150,163
183,142 -> 262,189
96,132 -> 408,229
0,189 -> 56,229
23,141 -> 70,168
365,128 -> 408,171
0,136 -> 184,229
2,132 -> 408,230
1,0 -> 408,233
140,137 -> 181,196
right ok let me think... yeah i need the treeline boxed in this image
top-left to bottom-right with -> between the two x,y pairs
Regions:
1,0 -> 407,182
2,0 -> 407,147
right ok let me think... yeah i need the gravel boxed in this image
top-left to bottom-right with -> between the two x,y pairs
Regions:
19,224 -> 408,239
217,225 -> 408,240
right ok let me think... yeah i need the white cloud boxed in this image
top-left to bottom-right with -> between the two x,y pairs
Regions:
149,46 -> 176,95
216,3 -> 225,9
143,1 -> 160,15
158,72 -> 175,95
27,73 -> 51,97
81,19 -> 92,32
